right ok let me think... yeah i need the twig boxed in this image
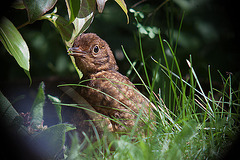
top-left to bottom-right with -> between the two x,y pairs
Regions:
148,0 -> 170,17
131,0 -> 147,8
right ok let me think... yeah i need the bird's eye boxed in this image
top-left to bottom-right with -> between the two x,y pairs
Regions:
93,45 -> 99,53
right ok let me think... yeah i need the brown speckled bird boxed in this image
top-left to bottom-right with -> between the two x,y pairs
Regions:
68,33 -> 153,132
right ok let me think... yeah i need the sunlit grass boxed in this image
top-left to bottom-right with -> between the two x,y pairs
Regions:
60,32 -> 240,159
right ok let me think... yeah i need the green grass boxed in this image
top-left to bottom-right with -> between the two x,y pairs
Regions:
62,32 -> 240,159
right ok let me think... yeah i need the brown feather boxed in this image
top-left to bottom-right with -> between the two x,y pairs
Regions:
68,33 -> 153,132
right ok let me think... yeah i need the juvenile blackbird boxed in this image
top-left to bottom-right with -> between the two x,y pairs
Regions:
67,33 -> 153,133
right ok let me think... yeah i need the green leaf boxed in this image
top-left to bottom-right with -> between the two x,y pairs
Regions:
0,91 -> 20,126
30,82 -> 45,127
66,0 -> 81,24
24,69 -> 32,86
55,15 -> 74,42
23,0 -> 58,23
0,17 -> 30,71
115,0 -> 129,23
72,13 -> 94,40
0,91 -> 31,137
31,123 -> 76,158
78,0 -> 96,18
65,0 -> 95,43
66,0 -> 95,20
41,13 -> 74,47
48,95 -> 62,123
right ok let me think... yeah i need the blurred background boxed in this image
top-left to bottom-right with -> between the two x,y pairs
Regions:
0,0 -> 239,125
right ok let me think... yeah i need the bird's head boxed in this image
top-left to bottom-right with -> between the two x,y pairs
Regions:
68,33 -> 118,76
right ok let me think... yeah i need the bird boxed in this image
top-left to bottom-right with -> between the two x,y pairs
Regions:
67,33 -> 154,133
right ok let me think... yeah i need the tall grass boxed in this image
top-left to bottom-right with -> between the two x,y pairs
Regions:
62,32 -> 240,159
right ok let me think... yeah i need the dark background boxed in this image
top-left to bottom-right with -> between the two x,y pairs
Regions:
0,0 -> 240,159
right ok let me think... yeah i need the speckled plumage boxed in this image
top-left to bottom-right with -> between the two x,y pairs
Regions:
68,33 -> 153,132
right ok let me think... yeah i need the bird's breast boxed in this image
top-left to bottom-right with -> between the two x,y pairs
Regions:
80,70 -> 133,103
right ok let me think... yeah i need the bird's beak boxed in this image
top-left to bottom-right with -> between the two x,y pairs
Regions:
67,47 -> 87,56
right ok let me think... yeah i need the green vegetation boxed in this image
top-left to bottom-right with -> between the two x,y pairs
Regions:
61,33 -> 240,159
2,33 -> 238,159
